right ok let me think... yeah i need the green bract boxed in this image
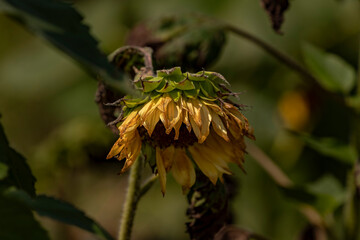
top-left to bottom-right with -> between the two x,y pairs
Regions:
126,67 -> 230,111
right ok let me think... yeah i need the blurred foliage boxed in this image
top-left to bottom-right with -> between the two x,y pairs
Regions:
303,43 -> 356,94
1,0 -> 360,239
126,15 -> 226,71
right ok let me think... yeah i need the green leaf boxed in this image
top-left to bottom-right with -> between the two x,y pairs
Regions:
0,122 -> 36,197
0,162 -> 8,180
0,191 -> 49,240
280,175 -> 345,216
307,175 -> 346,215
8,190 -> 114,240
302,43 -> 356,94
291,132 -> 358,165
0,0 -> 127,93
346,95 -> 360,113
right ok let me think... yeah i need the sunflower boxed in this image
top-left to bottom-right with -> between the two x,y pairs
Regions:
107,67 -> 254,194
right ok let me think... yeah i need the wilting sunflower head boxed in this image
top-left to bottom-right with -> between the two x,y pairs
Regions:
107,67 -> 254,194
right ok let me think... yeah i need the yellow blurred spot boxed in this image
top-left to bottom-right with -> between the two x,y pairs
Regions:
278,91 -> 310,130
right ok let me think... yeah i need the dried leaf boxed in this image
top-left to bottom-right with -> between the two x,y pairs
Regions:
260,0 -> 290,34
186,171 -> 236,239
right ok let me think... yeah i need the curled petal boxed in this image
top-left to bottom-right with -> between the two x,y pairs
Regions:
106,138 -> 125,159
171,148 -> 196,193
187,98 -> 202,127
157,94 -> 172,112
118,110 -> 140,135
120,131 -> 142,173
211,110 -> 229,141
166,100 -> 182,134
156,146 -> 175,195
143,108 -> 161,136
199,104 -> 211,143
189,145 -> 219,185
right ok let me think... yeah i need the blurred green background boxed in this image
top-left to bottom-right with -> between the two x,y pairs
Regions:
1,0 -> 359,239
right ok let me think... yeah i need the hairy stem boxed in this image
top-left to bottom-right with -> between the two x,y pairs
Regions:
118,156 -> 143,240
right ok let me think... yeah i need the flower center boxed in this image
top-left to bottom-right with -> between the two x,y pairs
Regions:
138,122 -> 197,149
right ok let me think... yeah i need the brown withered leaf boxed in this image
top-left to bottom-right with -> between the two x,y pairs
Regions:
186,171 -> 230,240
96,46 -> 154,135
260,0 -> 290,34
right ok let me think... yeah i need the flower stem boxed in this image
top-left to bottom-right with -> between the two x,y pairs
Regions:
118,156 -> 143,240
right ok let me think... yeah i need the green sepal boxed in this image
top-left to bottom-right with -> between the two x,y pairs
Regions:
200,80 -> 216,97
184,89 -> 200,98
175,79 -> 195,90
157,67 -> 184,82
198,92 -> 217,101
123,96 -> 149,108
156,80 -> 176,93
187,72 -> 207,81
207,79 -> 220,92
169,90 -> 182,102
119,107 -> 132,122
142,77 -> 164,92
150,91 -> 162,99
202,71 -> 228,86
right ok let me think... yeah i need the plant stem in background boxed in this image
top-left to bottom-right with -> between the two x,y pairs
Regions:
246,142 -> 328,239
118,155 -> 143,240
358,36 -> 360,96
224,24 -> 317,84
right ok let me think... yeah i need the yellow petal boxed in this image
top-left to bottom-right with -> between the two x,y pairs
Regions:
187,98 -> 202,127
165,99 -> 181,134
173,112 -> 183,140
199,104 -> 211,143
199,145 -> 232,175
143,108 -> 161,136
202,101 -> 225,117
138,100 -> 155,121
183,109 -> 191,132
119,113 -> 140,135
106,138 -> 125,159
161,145 -> 175,171
189,145 -> 219,185
211,110 -> 229,141
171,148 -> 196,193
156,147 -> 167,196
121,131 -> 142,173
189,116 -> 202,142
157,94 -> 172,112
170,102 -> 182,130
227,116 -> 242,139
